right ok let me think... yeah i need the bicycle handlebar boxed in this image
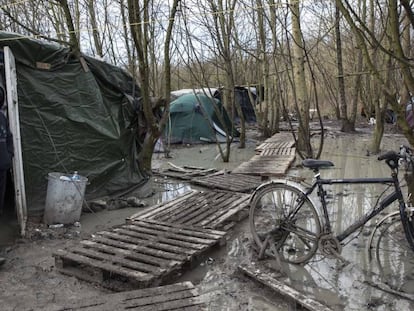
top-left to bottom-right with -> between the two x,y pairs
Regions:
378,145 -> 414,171
378,151 -> 400,162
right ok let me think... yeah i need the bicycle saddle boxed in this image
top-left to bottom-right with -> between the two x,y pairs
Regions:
302,159 -> 334,169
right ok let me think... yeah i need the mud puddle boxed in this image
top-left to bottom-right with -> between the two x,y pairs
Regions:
172,130 -> 414,310
277,131 -> 414,310
2,126 -> 414,310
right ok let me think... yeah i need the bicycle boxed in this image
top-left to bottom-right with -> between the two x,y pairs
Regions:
249,145 -> 414,264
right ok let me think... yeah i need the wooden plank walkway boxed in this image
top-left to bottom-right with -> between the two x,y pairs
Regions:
54,219 -> 226,290
258,131 -> 294,143
29,282 -> 206,311
233,132 -> 296,177
259,146 -> 296,156
154,164 -> 217,181
255,140 -> 295,155
232,154 -> 295,177
191,172 -> 262,193
128,190 -> 250,230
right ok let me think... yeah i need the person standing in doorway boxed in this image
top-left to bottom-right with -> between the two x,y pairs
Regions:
0,86 -> 12,267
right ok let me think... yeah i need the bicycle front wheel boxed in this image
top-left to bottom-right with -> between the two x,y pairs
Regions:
399,205 -> 414,251
249,182 -> 321,264
368,212 -> 414,294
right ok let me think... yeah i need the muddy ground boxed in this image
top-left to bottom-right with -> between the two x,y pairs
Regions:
1,121 -> 414,310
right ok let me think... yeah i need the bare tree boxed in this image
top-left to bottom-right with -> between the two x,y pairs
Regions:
127,0 -> 180,174
335,4 -> 354,132
290,0 -> 311,156
336,0 -> 414,150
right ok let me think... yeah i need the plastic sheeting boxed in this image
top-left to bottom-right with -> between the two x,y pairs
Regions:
0,32 -> 147,215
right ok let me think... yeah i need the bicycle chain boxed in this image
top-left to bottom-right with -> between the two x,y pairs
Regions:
318,233 -> 342,259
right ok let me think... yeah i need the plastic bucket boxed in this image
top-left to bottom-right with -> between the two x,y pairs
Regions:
43,172 -> 88,225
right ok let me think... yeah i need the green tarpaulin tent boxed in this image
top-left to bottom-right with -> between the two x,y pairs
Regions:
0,32 -> 147,215
165,93 -> 239,144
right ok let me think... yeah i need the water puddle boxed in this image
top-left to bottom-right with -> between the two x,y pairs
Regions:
147,179 -> 192,205
284,132 -> 414,309
187,132 -> 414,310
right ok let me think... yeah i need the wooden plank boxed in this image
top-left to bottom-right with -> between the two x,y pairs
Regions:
156,165 -> 218,181
261,133 -> 295,144
111,228 -> 206,252
80,289 -> 201,311
202,198 -> 249,228
256,138 -> 295,151
130,219 -> 226,240
129,190 -> 250,229
29,282 -> 207,311
54,249 -> 153,281
191,173 -> 261,193
122,224 -> 218,246
80,240 -> 179,271
88,235 -> 188,261
139,191 -> 219,224
174,192 -> 230,225
260,147 -> 296,156
239,264 -> 334,311
96,231 -> 194,257
69,246 -> 166,275
120,220 -> 223,246
118,297 -> 204,311
195,194 -> 249,228
54,220 -> 226,289
128,190 -> 197,220
232,155 -> 295,176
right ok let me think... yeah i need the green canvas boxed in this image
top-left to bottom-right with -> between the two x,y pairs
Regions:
165,93 -> 239,144
0,32 -> 146,215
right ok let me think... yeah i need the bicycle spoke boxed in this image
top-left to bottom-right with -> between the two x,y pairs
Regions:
369,216 -> 414,294
283,223 -> 319,246
249,183 -> 321,264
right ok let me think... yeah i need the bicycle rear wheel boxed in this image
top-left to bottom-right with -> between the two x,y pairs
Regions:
249,182 -> 321,264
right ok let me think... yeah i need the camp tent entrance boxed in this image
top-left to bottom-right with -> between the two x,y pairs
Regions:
165,93 -> 239,144
0,32 -> 147,226
2,47 -> 27,236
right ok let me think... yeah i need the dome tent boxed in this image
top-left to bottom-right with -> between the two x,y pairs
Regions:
165,93 -> 239,144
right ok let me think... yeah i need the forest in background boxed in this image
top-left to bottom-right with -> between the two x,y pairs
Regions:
0,0 -> 414,164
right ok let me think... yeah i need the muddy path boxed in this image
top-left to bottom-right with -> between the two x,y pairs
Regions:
1,122 -> 414,310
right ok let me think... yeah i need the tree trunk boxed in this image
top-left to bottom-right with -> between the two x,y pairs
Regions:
58,0 -> 80,55
87,0 -> 103,57
370,104 -> 384,154
290,0 -> 311,156
336,4 -> 354,132
128,0 -> 180,174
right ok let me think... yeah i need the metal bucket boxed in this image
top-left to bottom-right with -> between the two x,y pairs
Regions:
43,172 -> 88,225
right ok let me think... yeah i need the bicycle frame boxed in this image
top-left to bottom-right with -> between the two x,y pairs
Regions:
303,170 -> 407,243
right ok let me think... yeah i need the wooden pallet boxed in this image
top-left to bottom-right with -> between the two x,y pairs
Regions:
54,219 -> 226,290
259,146 -> 296,156
255,141 -> 295,154
155,164 -> 217,180
30,282 -> 206,311
261,132 -> 295,143
232,154 -> 295,177
191,172 -> 262,193
128,190 -> 250,229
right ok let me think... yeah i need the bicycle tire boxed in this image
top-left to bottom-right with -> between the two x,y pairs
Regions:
399,204 -> 414,251
249,182 -> 321,264
368,212 -> 414,294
